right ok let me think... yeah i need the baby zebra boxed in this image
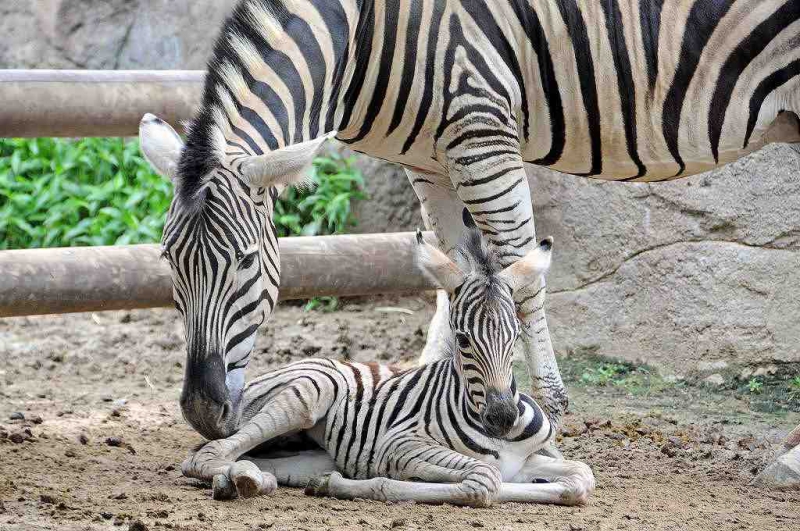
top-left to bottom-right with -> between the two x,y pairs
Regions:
182,225 -> 595,507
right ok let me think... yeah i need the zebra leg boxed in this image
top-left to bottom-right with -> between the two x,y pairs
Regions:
306,440 -> 503,507
406,171 -> 464,365
501,454 -> 595,506
448,153 -> 568,431
182,382 -> 327,500
247,449 -> 338,488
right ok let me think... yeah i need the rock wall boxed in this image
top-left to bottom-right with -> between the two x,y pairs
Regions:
3,0 -> 799,376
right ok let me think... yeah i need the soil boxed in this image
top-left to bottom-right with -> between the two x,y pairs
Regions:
1,295 -> 798,531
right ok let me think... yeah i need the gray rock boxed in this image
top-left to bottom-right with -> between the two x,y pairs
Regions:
703,374 -> 726,387
750,445 -> 800,490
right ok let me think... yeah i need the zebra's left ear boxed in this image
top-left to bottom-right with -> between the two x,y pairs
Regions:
415,230 -> 465,293
239,132 -> 337,188
497,237 -> 553,292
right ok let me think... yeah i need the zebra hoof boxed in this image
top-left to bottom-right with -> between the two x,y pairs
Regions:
230,460 -> 276,498
212,474 -> 237,501
304,473 -> 335,497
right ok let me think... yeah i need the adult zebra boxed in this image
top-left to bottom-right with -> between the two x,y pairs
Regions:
140,0 -> 800,441
180,223 -> 595,505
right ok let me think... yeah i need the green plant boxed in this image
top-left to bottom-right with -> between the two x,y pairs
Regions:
747,378 -> 764,394
274,153 -> 366,237
581,362 -> 630,386
0,137 -> 171,248
304,296 -> 339,313
788,376 -> 800,400
0,138 -> 366,250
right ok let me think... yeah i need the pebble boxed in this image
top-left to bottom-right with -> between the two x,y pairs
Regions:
129,519 -> 148,531
9,412 -> 24,421
65,449 -> 76,458
29,415 -> 43,425
661,444 -> 678,458
391,518 -> 407,528
40,494 -> 58,505
9,432 -> 26,444
78,433 -> 89,445
106,437 -> 123,447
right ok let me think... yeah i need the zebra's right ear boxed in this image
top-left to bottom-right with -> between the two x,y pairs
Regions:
415,230 -> 465,293
239,132 -> 337,188
139,113 -> 184,183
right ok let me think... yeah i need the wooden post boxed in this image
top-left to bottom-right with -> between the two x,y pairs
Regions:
0,232 -> 436,318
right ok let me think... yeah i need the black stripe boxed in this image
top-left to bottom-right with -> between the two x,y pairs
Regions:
555,0 -> 602,175
744,60 -> 800,148
339,0 -> 375,132
639,0 -> 665,92
401,0 -> 446,154
601,0 -> 646,179
662,0 -> 735,177
509,1 -> 565,165
348,0 -> 401,142
709,1 -> 800,162
388,0 -> 424,135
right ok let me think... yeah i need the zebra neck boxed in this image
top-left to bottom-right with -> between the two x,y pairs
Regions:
190,0 -> 370,169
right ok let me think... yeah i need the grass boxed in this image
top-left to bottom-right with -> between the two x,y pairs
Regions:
0,138 -> 366,250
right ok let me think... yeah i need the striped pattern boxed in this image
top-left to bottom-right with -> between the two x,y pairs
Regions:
158,0 -> 800,439
237,355 -> 551,480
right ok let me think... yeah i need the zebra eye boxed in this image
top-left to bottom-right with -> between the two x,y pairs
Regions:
239,252 -> 257,270
455,332 -> 471,350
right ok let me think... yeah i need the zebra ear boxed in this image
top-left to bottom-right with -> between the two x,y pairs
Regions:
139,113 -> 184,182
497,237 -> 553,292
415,229 -> 465,293
239,132 -> 337,188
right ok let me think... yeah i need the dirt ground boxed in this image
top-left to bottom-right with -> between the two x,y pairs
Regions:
1,295 -> 798,531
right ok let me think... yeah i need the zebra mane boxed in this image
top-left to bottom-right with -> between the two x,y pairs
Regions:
454,213 -> 503,281
175,0 -> 279,211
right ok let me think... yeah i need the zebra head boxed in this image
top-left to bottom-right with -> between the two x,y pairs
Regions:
139,114 -> 332,439
416,214 -> 552,438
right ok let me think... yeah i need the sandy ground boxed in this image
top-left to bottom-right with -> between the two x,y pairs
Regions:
1,295 -> 798,531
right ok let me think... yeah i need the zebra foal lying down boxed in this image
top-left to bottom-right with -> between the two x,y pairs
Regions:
182,222 -> 595,506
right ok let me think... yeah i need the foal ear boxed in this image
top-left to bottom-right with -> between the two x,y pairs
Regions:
139,113 -> 184,182
497,237 -> 553,292
415,230 -> 465,293
239,132 -> 337,188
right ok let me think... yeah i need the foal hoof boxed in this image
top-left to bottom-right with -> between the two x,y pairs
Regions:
305,472 -> 337,497
212,474 -> 237,501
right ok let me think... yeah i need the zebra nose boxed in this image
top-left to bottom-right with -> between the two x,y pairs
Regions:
179,352 -> 238,439
481,390 -> 518,438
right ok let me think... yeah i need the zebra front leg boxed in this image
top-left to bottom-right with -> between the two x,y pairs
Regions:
406,171 -> 464,365
501,453 -> 595,506
448,151 -> 568,431
183,382 -> 327,499
306,440 -> 503,507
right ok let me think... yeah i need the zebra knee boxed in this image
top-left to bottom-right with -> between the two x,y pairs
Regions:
461,464 -> 502,508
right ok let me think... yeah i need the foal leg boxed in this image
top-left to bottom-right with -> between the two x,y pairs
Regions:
306,439 -> 503,507
447,149 -> 569,431
182,379 -> 329,499
501,453 -> 596,505
406,170 -> 465,365
248,449 -> 337,488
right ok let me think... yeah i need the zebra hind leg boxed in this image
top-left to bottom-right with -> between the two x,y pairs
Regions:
502,453 -> 595,505
182,379 -> 328,500
406,171 -> 464,365
306,440 -> 503,507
